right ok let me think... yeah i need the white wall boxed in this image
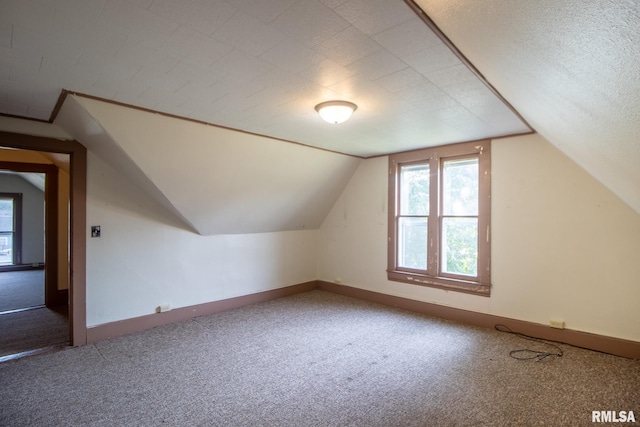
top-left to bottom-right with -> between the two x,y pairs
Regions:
86,152 -> 319,327
0,174 -> 45,264
65,95 -> 362,236
318,133 -> 640,342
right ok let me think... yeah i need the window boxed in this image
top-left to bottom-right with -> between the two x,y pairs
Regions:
387,140 -> 491,296
0,193 -> 22,266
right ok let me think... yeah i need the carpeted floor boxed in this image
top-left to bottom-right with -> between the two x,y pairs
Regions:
0,306 -> 69,358
0,290 -> 638,426
0,269 -> 68,358
0,270 -> 45,312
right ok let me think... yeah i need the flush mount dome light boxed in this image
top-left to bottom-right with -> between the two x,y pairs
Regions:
315,100 -> 357,124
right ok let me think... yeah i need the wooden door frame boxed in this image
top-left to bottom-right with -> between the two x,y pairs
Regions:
0,131 -> 87,346
0,162 -> 61,307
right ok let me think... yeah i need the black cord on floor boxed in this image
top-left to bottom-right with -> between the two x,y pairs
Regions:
495,324 -> 564,361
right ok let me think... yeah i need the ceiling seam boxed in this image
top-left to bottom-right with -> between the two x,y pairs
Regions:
5,88 -> 536,161
52,90 -> 366,160
401,0 -> 536,133
0,112 -> 50,125
363,131 -> 536,159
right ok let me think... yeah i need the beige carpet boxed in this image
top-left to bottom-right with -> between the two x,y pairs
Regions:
0,290 -> 638,426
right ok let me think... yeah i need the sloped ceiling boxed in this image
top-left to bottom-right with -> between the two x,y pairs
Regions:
0,147 -> 62,191
0,0 -> 638,222
56,94 -> 362,235
0,145 -> 71,190
1,0 -> 530,156
414,0 -> 640,214
0,170 -> 45,192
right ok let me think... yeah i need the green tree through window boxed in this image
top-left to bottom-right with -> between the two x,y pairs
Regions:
388,141 -> 491,296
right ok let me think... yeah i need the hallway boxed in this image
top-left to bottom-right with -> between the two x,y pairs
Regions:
0,270 -> 69,361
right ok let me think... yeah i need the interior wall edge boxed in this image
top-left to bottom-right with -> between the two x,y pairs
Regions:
0,130 -> 88,346
86,278 -> 639,360
86,281 -> 318,344
317,281 -> 640,360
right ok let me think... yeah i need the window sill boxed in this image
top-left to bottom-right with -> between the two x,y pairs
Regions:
387,270 -> 491,297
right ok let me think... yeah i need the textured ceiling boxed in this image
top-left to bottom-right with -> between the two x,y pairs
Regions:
0,0 -> 530,157
2,0 -> 638,215
415,0 -> 640,213
55,94 -> 363,235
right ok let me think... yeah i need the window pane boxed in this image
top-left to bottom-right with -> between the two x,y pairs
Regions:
442,217 -> 477,276
0,233 -> 12,265
400,164 -> 429,215
443,158 -> 478,216
398,217 -> 428,270
0,199 -> 13,232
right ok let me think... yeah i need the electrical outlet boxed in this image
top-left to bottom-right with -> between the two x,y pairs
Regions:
549,317 -> 565,329
156,304 -> 171,313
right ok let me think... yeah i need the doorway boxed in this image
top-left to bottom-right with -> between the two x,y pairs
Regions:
1,187 -> 42,310
0,131 -> 87,359
0,161 -> 67,359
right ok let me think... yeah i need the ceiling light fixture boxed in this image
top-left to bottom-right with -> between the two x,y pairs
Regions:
315,100 -> 357,124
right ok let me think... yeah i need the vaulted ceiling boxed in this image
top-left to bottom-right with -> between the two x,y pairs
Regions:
1,0 -> 638,226
1,0 -> 530,156
415,0 -> 640,215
